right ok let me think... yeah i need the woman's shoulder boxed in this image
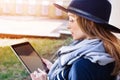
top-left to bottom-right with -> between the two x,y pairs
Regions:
68,58 -> 115,80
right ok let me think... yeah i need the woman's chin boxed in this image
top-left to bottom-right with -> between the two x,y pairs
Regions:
72,37 -> 78,40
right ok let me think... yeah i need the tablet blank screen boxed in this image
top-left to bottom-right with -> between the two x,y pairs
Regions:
11,42 -> 44,73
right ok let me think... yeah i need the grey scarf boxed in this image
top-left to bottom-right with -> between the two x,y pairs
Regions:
48,39 -> 114,80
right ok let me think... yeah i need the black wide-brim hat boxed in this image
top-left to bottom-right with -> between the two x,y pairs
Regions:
54,0 -> 120,33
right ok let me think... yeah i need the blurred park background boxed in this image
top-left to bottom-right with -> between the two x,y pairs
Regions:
0,0 -> 119,80
0,0 -> 69,18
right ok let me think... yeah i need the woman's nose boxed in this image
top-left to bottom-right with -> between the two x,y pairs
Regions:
67,23 -> 71,29
67,26 -> 70,29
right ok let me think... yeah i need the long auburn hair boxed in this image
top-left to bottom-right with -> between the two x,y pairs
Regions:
76,16 -> 120,75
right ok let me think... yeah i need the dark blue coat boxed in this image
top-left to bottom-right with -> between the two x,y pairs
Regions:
54,58 -> 115,80
68,58 -> 115,80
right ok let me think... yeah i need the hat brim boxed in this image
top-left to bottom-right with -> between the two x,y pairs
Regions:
54,3 -> 120,33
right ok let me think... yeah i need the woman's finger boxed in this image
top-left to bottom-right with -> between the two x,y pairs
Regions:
41,58 -> 53,69
30,72 -> 37,80
38,68 -> 47,80
38,68 -> 46,74
30,69 -> 47,80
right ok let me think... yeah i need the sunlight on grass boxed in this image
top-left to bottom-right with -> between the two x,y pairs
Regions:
0,37 -> 72,80
0,46 -> 29,80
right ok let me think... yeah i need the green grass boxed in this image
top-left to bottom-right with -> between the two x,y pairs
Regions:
0,46 -> 28,80
0,37 -> 72,80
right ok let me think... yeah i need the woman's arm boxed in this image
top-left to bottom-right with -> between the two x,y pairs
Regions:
68,58 -> 91,80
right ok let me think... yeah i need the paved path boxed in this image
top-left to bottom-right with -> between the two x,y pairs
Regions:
0,16 -> 70,38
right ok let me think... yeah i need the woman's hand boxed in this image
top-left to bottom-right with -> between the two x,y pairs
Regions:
42,58 -> 53,70
30,58 -> 52,80
30,68 -> 47,80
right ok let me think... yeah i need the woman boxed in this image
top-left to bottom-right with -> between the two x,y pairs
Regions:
30,0 -> 120,80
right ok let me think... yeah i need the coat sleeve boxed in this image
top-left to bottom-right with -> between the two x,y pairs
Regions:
68,58 -> 92,80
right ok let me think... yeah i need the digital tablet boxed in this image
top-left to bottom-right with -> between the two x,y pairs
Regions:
10,42 -> 49,74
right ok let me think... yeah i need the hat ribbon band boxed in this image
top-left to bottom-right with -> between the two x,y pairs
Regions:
68,7 -> 108,23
